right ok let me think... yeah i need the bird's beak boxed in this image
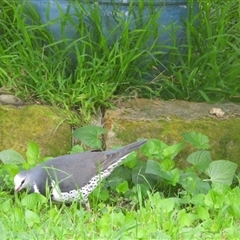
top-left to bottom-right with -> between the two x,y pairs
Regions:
15,186 -> 21,192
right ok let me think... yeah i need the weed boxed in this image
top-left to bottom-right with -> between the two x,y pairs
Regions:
1,129 -> 240,238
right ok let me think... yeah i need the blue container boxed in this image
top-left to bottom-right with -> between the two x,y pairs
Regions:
22,0 -> 197,73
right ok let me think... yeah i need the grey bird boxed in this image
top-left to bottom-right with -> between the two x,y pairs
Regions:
14,139 -> 146,210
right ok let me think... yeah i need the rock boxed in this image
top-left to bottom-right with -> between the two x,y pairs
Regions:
104,99 -> 240,167
0,105 -> 71,158
209,108 -> 225,118
0,94 -> 24,106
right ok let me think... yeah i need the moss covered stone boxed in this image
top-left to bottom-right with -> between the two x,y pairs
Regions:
104,99 -> 240,168
0,105 -> 71,158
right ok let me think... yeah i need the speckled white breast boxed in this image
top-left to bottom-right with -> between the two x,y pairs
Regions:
50,157 -> 125,202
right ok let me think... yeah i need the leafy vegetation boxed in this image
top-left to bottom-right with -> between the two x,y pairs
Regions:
0,0 -> 239,237
0,0 -> 239,123
160,0 -> 240,102
0,128 -> 240,238
0,0 -> 162,122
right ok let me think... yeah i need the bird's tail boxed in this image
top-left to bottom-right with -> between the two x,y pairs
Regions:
106,139 -> 147,156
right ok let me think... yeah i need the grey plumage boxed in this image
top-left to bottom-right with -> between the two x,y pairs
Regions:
14,139 -> 147,209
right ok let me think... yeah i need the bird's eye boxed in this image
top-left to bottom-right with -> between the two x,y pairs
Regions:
21,179 -> 25,186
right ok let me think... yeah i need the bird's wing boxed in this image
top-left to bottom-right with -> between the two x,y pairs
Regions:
42,151 -> 107,191
40,140 -> 146,192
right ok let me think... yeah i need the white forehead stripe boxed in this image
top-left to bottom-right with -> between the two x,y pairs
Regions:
14,174 -> 24,190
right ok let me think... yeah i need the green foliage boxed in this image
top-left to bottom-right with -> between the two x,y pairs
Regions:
24,209 -> 40,227
0,141 -> 40,190
69,144 -> 85,154
26,141 -> 40,165
159,0 -> 240,102
205,160 -> 237,185
21,193 -> 47,211
1,0 -> 239,123
182,132 -> 210,149
143,132 -> 237,197
0,150 -> 25,165
0,0 -> 162,122
186,150 -> 211,171
0,130 -> 240,237
72,125 -> 106,149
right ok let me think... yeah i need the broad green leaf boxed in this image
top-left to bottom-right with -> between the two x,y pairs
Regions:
178,209 -> 191,227
231,203 -> 240,219
97,214 -> 111,230
13,207 -> 24,223
123,152 -> 138,169
160,198 -> 175,213
140,139 -> 168,160
0,163 -> 19,177
182,132 -> 210,149
204,189 -> 224,208
92,187 -> 109,201
70,144 -> 84,154
0,149 -> 25,164
116,180 -> 129,194
160,158 -> 175,171
72,125 -> 106,149
99,188 -> 110,201
211,184 -> 231,194
107,166 -> 132,188
0,199 -> 12,213
145,160 -> 162,176
145,160 -> 179,185
186,150 -> 211,171
163,142 -> 186,159
163,168 -> 180,186
48,208 -> 58,220
26,141 -> 40,165
205,160 -> 237,185
227,188 -> 240,218
179,172 -> 210,195
25,210 -> 40,227
190,193 -> 205,206
21,193 -> 47,210
110,211 -> 125,224
197,206 -> 209,220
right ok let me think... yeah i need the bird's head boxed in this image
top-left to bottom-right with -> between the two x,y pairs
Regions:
14,170 -> 34,192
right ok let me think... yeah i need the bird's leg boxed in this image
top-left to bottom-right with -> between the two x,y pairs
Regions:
85,199 -> 91,212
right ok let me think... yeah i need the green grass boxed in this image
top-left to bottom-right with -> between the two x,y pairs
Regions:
1,185 -> 240,239
1,1 -> 240,237
0,0 -> 162,121
159,0 -> 240,102
1,1 -> 239,122
1,131 -> 240,239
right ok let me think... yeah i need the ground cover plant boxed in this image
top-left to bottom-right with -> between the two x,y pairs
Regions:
0,0 -> 240,123
0,128 -> 240,239
0,1 -> 240,238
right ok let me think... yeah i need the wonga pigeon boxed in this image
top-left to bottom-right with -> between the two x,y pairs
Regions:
14,139 -> 147,210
